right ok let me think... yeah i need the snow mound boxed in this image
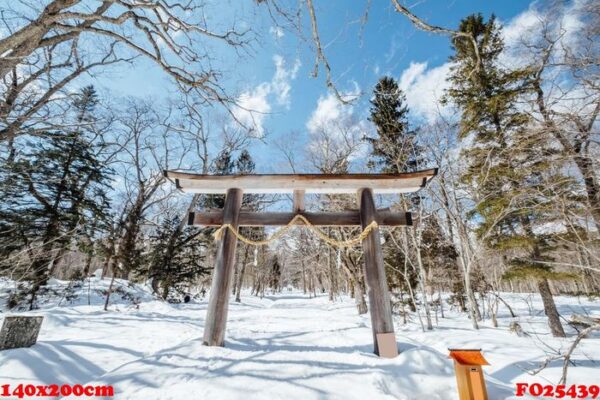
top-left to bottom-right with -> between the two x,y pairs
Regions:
0,277 -> 159,312
88,340 -> 470,400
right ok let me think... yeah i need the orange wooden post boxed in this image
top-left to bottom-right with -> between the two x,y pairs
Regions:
448,349 -> 490,400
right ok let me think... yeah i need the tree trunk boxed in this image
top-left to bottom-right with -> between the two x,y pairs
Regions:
235,246 -> 250,302
82,248 -> 94,277
496,293 -> 516,318
355,280 -> 368,314
161,277 -> 171,300
490,296 -> 499,328
439,287 -> 444,319
301,259 -> 307,294
464,268 -> 481,328
538,278 -> 566,337
100,254 -> 111,279
104,262 -> 117,311
328,242 -> 336,301
412,234 -> 433,330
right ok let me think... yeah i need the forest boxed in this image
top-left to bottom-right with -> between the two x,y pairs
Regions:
0,1 -> 598,398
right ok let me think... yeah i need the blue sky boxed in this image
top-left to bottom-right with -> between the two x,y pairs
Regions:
91,0 -> 536,173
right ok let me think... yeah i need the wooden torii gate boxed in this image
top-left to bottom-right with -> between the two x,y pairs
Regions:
165,169 -> 437,358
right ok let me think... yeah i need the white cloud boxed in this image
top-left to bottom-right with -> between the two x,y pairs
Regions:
232,55 -> 300,137
233,83 -> 272,138
306,86 -> 369,164
499,0 -> 592,117
269,26 -> 285,39
385,33 -> 404,64
501,9 -> 542,49
561,4 -> 585,46
399,62 -> 427,91
306,83 -> 361,134
272,55 -> 301,107
399,61 -> 452,123
498,9 -> 545,69
306,94 -> 343,134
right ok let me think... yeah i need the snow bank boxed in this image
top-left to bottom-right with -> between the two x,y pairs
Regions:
0,277 -> 159,313
0,281 -> 598,399
88,339 -> 477,400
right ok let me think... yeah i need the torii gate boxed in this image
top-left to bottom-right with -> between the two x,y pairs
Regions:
165,169 -> 437,358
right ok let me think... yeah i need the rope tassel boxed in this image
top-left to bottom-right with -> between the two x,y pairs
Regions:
211,214 -> 379,248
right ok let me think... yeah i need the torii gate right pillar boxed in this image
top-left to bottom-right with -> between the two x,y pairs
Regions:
359,188 -> 398,358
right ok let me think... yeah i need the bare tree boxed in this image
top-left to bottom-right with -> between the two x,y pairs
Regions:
0,0 -> 251,87
306,112 -> 370,312
520,4 -> 600,231
0,37 -> 128,145
105,98 -> 192,280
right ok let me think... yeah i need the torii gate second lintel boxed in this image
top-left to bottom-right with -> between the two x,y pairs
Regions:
164,169 -> 438,358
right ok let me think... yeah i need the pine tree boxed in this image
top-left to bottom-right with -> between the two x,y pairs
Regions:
236,149 -> 259,210
199,149 -> 236,210
145,215 -> 209,300
445,14 -> 573,337
0,86 -> 112,308
236,149 -> 255,175
367,76 -> 440,327
367,76 -> 419,173
142,149 -> 239,299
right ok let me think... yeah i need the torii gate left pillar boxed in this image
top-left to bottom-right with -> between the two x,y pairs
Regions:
202,188 -> 242,346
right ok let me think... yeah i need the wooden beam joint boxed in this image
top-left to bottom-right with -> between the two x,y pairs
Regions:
293,189 -> 305,213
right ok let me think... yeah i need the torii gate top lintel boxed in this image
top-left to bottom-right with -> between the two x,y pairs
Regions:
164,168 -> 438,194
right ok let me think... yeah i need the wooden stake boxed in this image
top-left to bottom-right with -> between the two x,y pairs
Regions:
203,188 -> 243,347
358,188 -> 398,357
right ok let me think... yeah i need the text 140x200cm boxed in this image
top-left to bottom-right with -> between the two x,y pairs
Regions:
0,383 -> 114,398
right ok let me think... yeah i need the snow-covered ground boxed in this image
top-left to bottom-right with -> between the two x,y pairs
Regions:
0,278 -> 598,399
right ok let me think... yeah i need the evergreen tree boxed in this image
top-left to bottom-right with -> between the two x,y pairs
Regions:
445,14 -> 573,337
367,76 -> 430,316
421,217 -> 460,288
236,149 -> 261,211
0,86 -> 112,308
140,150 -> 238,298
145,214 -> 209,300
200,149 -> 236,210
367,76 -> 419,173
236,149 -> 255,176
236,149 -> 258,209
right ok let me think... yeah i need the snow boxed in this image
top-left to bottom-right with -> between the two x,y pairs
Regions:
0,278 -> 599,399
